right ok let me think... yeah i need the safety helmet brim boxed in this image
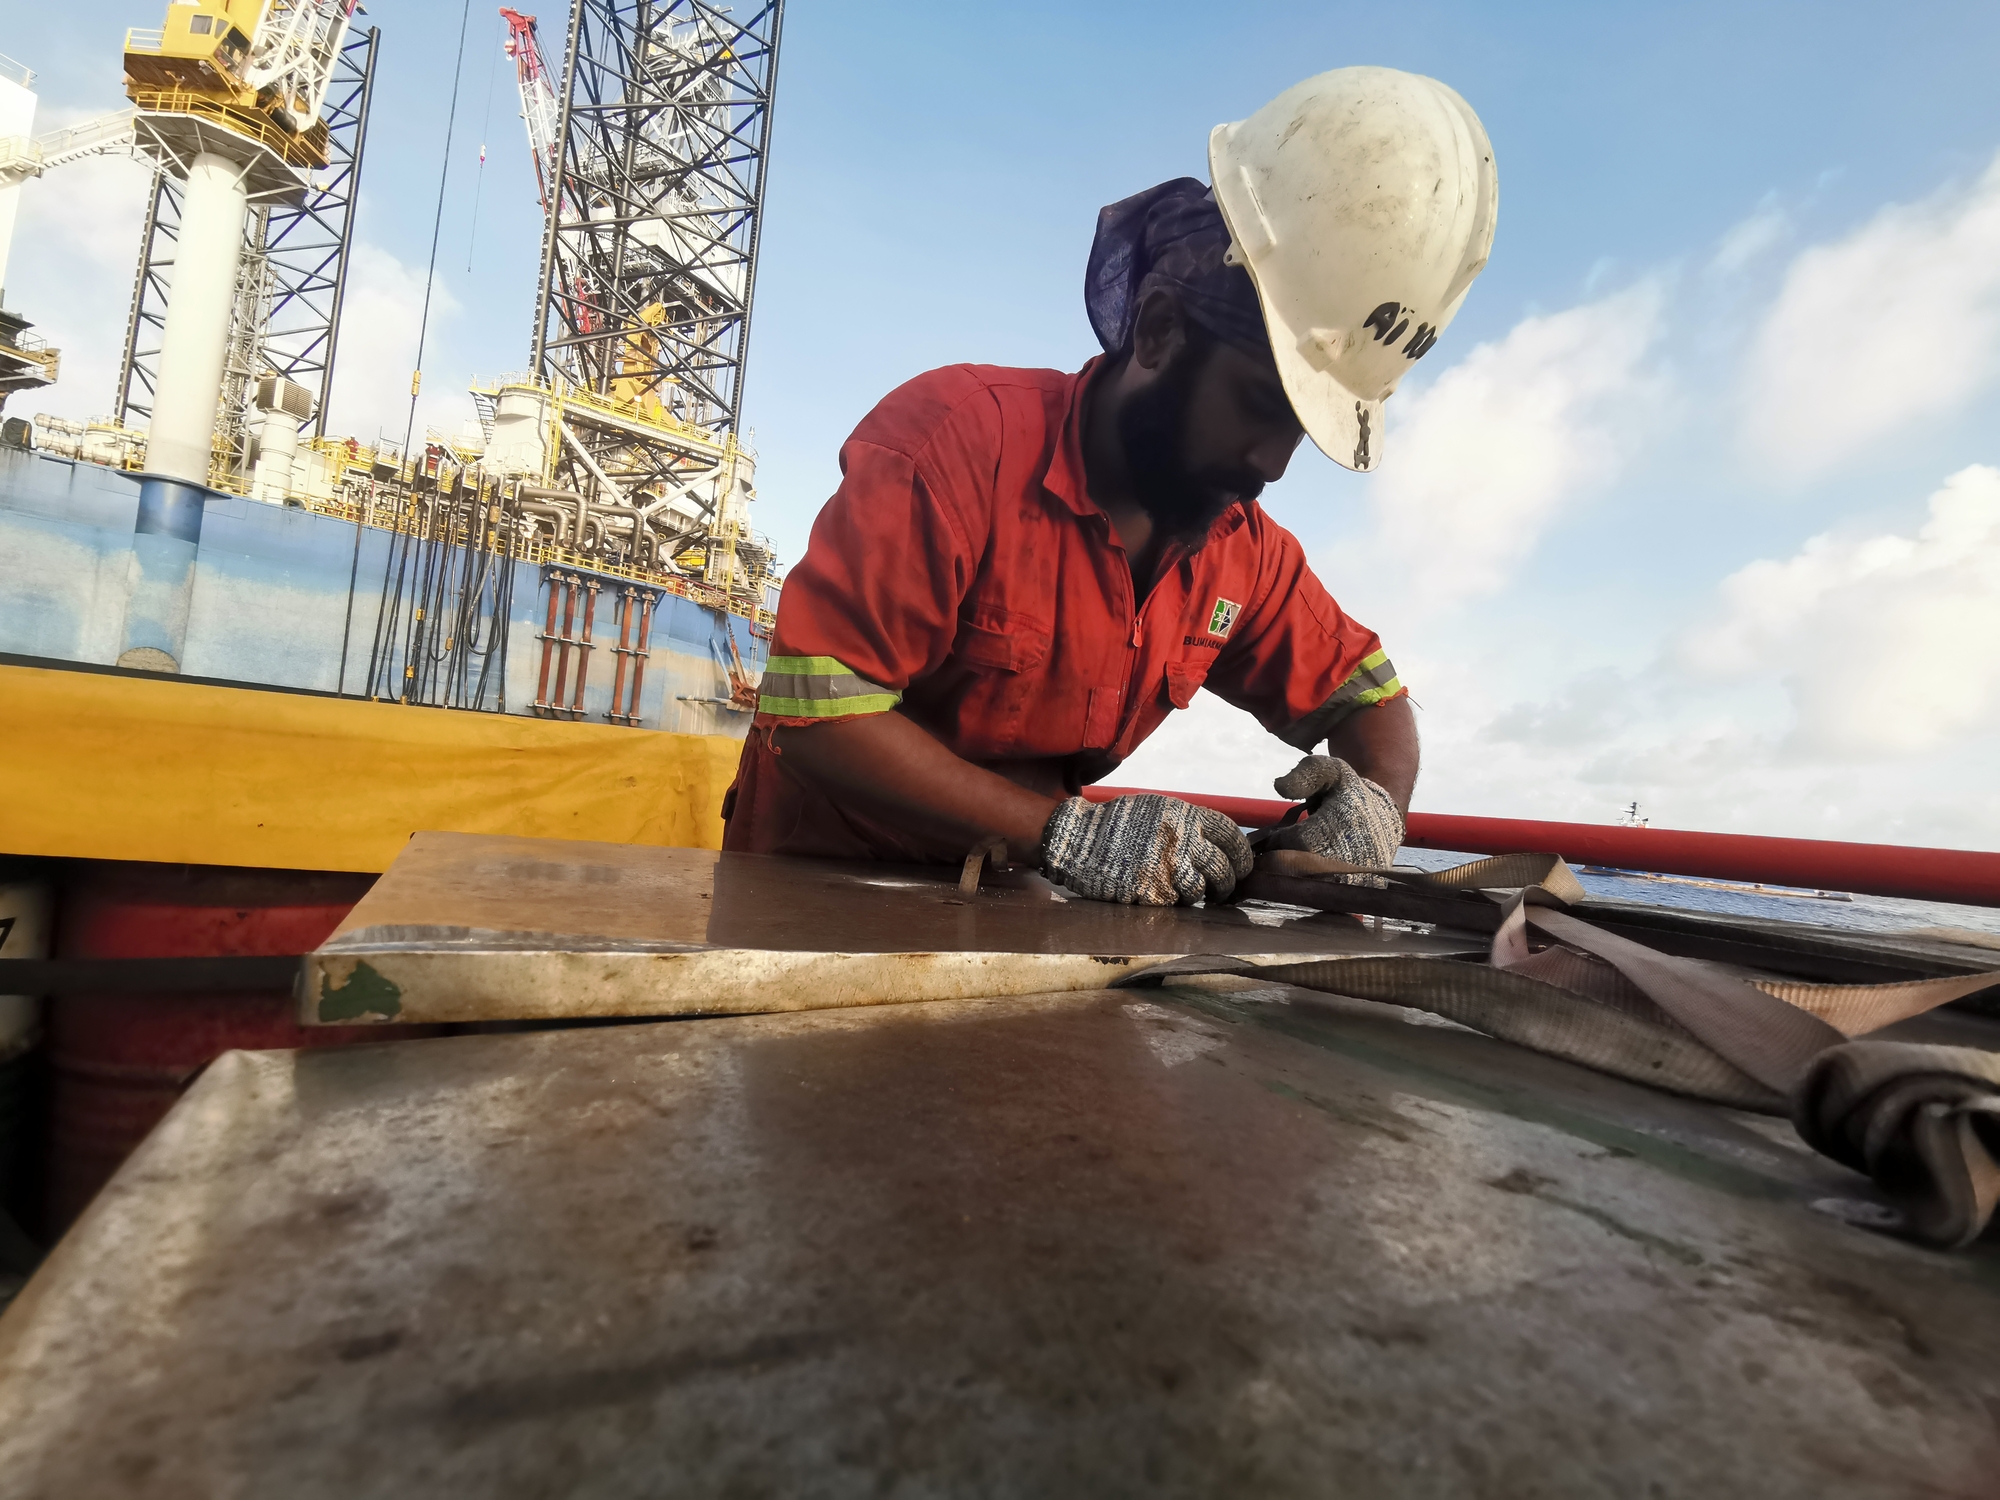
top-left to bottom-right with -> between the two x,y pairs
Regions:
1208,68 -> 1498,475
1251,282 -> 1389,473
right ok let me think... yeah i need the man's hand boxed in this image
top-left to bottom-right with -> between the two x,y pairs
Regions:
1266,755 -> 1405,876
1041,794 -> 1254,906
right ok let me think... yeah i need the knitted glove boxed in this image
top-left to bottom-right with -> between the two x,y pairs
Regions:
1040,794 -> 1254,906
1268,755 -> 1405,884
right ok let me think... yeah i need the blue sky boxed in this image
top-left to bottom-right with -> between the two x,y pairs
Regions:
10,2 -> 2000,846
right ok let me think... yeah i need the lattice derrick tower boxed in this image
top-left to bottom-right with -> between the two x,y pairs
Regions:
531,0 -> 782,501
115,25 -> 378,462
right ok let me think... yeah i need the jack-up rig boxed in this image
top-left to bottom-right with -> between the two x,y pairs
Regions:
0,0 -> 784,729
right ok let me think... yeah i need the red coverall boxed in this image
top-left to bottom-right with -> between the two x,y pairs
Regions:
722,361 -> 1404,861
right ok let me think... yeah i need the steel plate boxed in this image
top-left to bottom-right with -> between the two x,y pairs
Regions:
2,981 -> 1996,1496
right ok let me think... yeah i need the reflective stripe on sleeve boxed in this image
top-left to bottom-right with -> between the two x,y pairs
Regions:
1276,649 -> 1405,749
1340,649 -> 1403,711
757,654 -> 903,719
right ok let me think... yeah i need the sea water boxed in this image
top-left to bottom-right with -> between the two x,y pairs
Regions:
1395,846 -> 2000,943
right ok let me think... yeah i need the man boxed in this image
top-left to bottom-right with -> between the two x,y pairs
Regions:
723,67 -> 1498,905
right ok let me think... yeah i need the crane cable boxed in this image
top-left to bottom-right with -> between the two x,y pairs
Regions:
467,13 -> 504,272
365,0 -> 477,702
400,0 -> 475,488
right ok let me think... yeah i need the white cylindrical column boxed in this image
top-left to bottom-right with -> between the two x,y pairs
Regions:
146,151 -> 249,483
251,406 -> 299,501
489,386 -> 550,477
249,374 -> 314,503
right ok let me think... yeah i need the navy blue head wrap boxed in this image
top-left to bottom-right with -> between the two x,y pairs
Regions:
1085,177 -> 1271,357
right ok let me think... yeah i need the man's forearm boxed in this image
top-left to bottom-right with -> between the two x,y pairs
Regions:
1323,695 -> 1419,813
771,711 -> 1063,856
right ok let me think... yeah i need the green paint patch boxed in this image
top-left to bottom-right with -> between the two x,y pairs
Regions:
319,961 -> 403,1022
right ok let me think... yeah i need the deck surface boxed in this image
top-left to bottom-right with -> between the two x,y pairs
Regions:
3,980 -> 1997,1497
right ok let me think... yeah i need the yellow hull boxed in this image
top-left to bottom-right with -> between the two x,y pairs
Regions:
0,664 -> 743,872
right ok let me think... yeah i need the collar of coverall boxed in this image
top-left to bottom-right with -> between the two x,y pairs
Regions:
1049,355 -> 1254,557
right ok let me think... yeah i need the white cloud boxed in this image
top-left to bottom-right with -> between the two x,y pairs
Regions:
1441,465 -> 2000,844
1369,281 -> 1667,604
321,240 -> 465,448
1680,464 -> 2000,757
5,108 -> 154,422
1740,150 -> 2000,479
1708,204 -> 1787,276
1104,464 -> 2000,846
1124,466 -> 2000,847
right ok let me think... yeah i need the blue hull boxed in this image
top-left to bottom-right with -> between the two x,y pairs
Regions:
0,446 -> 765,737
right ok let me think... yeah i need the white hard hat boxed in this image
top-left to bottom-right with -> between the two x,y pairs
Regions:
1210,67 -> 1498,473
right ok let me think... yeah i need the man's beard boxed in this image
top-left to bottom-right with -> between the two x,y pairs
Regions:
1116,338 -> 1268,546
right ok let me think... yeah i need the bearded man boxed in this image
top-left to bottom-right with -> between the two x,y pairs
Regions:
722,69 -> 1498,904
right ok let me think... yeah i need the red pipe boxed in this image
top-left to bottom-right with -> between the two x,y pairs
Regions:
624,592 -> 657,723
571,581 -> 599,717
1082,786 -> 2000,908
607,587 -> 634,725
550,576 -> 577,713
1085,788 -> 1294,831
533,576 -> 560,710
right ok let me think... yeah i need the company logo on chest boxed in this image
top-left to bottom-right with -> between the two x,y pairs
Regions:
1183,597 -> 1240,650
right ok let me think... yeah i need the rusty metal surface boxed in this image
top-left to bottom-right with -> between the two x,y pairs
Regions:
301,832 -> 1480,1024
4,982 -> 1999,1496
